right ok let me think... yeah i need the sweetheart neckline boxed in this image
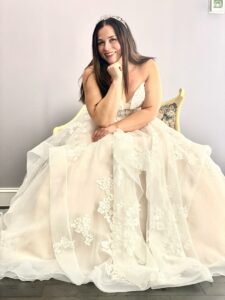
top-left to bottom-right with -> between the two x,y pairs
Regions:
123,82 -> 145,105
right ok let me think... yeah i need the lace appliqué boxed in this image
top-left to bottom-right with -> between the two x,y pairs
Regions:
163,234 -> 185,257
165,184 -> 192,255
122,201 -> 141,256
150,207 -> 165,231
53,237 -> 75,254
66,143 -> 87,161
101,239 -> 112,255
148,181 -> 190,258
113,129 -> 151,171
105,262 -> 128,282
70,215 -> 94,246
96,175 -> 113,225
67,112 -> 92,135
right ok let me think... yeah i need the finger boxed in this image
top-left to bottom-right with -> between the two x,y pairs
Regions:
92,131 -> 97,139
97,131 -> 107,141
93,132 -> 101,141
93,128 -> 102,136
95,131 -> 103,140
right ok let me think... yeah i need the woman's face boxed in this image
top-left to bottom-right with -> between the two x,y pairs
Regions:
97,25 -> 121,64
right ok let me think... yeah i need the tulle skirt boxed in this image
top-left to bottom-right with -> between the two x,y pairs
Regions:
0,114 -> 225,292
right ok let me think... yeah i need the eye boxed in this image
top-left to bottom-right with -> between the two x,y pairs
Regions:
110,38 -> 117,42
97,41 -> 104,45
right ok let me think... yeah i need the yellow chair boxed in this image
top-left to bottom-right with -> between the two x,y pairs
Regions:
53,88 -> 184,135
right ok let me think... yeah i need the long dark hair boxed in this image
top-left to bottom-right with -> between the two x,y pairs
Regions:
79,16 -> 155,104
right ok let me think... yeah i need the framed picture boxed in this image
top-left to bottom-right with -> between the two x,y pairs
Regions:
209,0 -> 225,13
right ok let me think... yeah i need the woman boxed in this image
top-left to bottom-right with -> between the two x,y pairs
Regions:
0,16 -> 225,293
81,16 -> 161,141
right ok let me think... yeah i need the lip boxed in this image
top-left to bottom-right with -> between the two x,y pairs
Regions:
104,52 -> 115,57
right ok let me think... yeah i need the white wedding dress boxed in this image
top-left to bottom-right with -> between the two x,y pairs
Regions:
0,82 -> 225,292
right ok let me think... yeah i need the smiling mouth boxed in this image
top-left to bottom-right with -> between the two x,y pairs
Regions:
104,52 -> 115,58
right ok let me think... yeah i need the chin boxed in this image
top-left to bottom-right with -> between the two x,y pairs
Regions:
107,57 -> 120,65
108,60 -> 116,65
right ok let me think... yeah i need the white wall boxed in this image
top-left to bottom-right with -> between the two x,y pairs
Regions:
0,0 -> 224,188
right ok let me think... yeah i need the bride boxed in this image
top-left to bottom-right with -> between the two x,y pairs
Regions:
0,15 -> 225,293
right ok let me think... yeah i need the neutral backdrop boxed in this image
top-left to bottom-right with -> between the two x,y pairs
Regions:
0,0 -> 225,188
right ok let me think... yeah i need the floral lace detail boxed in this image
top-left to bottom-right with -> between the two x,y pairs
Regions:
105,262 -> 129,283
96,175 -> 113,225
168,132 -> 199,165
70,215 -> 94,246
175,205 -> 189,219
53,237 -> 75,254
101,239 -> 112,255
122,200 -> 141,256
68,122 -> 88,135
147,173 -> 192,258
113,129 -> 152,171
67,111 -> 92,135
163,234 -> 184,257
129,148 -> 152,170
66,143 -> 87,161
150,207 -> 165,231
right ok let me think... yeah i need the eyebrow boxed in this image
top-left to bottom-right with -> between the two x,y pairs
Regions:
97,35 -> 117,41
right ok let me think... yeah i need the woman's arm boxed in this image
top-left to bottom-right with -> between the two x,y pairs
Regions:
92,59 -> 163,142
83,61 -> 124,127
113,59 -> 162,132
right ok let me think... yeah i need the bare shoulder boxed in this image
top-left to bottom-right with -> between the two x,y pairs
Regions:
141,58 -> 160,80
82,66 -> 95,85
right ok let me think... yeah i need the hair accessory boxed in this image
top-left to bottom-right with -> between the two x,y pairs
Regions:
99,15 -> 127,28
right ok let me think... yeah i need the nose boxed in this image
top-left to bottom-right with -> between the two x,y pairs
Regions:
103,40 -> 111,52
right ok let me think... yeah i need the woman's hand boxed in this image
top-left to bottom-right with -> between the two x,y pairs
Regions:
107,57 -> 123,81
92,124 -> 117,142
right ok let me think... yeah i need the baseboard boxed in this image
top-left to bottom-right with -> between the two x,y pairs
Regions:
0,188 -> 18,208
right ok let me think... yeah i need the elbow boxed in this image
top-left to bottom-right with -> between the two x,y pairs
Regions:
93,115 -> 114,128
96,121 -> 110,128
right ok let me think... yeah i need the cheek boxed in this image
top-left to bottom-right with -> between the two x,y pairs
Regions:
115,43 -> 121,53
98,47 -> 104,56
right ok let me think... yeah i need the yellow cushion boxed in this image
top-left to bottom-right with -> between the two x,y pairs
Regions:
53,88 -> 184,135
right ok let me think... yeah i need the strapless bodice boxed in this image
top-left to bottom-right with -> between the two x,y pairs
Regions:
115,82 -> 145,121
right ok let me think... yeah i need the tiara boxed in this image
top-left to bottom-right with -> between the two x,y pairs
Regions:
99,15 -> 127,28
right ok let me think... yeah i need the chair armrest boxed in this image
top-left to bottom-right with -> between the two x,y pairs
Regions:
53,105 -> 86,135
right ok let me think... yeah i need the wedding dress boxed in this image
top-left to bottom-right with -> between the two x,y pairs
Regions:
0,82 -> 225,292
